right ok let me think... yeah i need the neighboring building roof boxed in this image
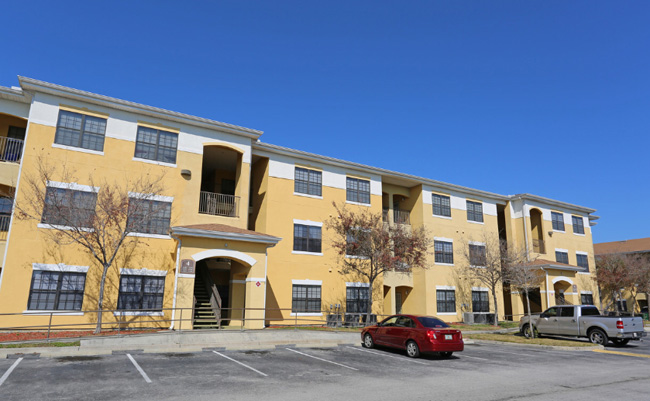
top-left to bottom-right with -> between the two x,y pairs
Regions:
171,224 -> 281,245
17,77 -> 263,139
529,258 -> 587,272
594,237 -> 650,256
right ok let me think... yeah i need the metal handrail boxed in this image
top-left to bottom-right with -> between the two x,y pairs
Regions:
393,208 -> 410,225
0,137 -> 24,163
199,191 -> 239,217
0,215 -> 9,240
532,238 -> 545,254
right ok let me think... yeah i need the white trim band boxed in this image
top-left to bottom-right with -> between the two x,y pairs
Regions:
292,219 -> 323,227
120,268 -> 168,277
32,263 -> 89,273
346,282 -> 370,287
472,287 -> 489,291
292,279 -> 322,285
434,237 -> 454,243
436,285 -> 455,290
128,192 -> 174,203
47,180 -> 99,192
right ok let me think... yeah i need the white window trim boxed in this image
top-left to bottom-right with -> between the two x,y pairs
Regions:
47,180 -> 99,192
346,282 -> 370,287
132,156 -> 177,168
576,251 -> 589,256
292,279 -> 322,285
127,232 -> 172,240
435,262 -> 455,267
37,223 -> 94,232
468,241 -> 486,246
345,200 -> 371,207
291,250 -> 323,256
293,192 -> 323,200
290,312 -> 323,317
580,291 -> 593,295
552,229 -> 566,233
52,143 -> 105,156
23,310 -> 85,316
472,287 -> 489,292
433,214 -> 453,220
33,263 -> 89,273
434,237 -> 454,243
345,254 -> 369,260
468,220 -> 485,225
578,272 -> 591,275
573,232 -> 586,237
120,268 -> 168,277
435,285 -> 455,290
113,311 -> 164,317
293,219 -> 323,227
436,312 -> 457,316
555,248 -> 569,253
128,192 -> 174,203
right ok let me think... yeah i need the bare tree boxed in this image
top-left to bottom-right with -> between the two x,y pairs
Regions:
502,247 -> 543,338
16,158 -> 168,333
595,253 -> 633,316
459,233 -> 509,325
623,253 -> 650,316
326,203 -> 430,322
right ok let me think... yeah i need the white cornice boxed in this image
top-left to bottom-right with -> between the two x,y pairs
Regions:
17,76 -> 263,139
510,193 -> 596,214
170,226 -> 281,245
0,85 -> 31,104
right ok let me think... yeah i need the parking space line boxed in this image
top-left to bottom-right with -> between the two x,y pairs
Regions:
127,354 -> 152,383
345,346 -> 428,365
287,348 -> 359,370
479,349 -> 540,358
0,357 -> 23,387
212,351 -> 268,377
459,354 -> 490,361
593,349 -> 650,359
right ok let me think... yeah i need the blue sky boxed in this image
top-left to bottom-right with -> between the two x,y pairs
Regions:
2,1 -> 648,243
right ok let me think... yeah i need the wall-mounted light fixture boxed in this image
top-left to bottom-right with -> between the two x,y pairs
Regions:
181,169 -> 191,178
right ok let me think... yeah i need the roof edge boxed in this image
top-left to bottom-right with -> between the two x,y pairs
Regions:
510,193 -> 596,214
170,226 -> 281,245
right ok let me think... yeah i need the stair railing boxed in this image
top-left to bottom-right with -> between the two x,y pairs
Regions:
200,268 -> 222,325
191,295 -> 196,327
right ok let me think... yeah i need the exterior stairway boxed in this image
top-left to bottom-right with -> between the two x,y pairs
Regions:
193,273 -> 220,329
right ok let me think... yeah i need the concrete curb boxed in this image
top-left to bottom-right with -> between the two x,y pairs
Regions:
467,339 -> 604,351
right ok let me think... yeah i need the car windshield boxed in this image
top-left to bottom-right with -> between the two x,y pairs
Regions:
417,317 -> 449,328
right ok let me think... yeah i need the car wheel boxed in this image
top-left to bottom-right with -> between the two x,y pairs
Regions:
439,351 -> 453,358
523,324 -> 540,339
363,333 -> 374,349
589,329 -> 608,345
406,341 -> 420,358
612,339 -> 629,347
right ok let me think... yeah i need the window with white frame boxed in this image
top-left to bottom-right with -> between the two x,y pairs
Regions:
466,201 -> 483,222
292,284 -> 321,313
346,177 -> 370,204
472,290 -> 489,312
41,186 -> 97,228
576,253 -> 589,270
572,215 -> 585,234
581,293 -> 594,305
117,274 -> 165,311
55,109 -> 107,152
436,289 -> 456,313
432,194 -> 451,217
28,270 -> 86,311
552,212 -> 564,231
555,251 -> 569,264
346,285 -> 369,313
434,240 -> 454,264
469,244 -> 486,266
134,126 -> 178,164
127,197 -> 172,235
293,224 -> 322,253
294,167 -> 322,196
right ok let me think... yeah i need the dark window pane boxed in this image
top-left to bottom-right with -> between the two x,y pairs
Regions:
292,284 -> 321,313
28,271 -> 86,311
55,110 -> 106,151
135,126 -> 178,163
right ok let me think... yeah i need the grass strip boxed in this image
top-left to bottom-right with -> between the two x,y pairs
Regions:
0,341 -> 81,348
465,333 -> 596,347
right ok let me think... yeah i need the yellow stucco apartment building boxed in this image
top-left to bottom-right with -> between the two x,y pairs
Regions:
0,77 -> 600,330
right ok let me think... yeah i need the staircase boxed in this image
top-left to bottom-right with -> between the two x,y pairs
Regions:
193,273 -> 220,329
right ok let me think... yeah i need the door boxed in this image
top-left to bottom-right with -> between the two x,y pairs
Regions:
556,307 -> 578,335
396,292 -> 403,314
536,307 -> 558,334
391,316 -> 415,348
375,315 -> 399,346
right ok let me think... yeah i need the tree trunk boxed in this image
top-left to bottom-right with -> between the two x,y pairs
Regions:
491,289 -> 499,326
95,264 -> 110,334
366,278 -> 374,326
525,289 -> 534,339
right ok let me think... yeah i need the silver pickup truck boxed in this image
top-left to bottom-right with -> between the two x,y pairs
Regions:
519,305 -> 647,346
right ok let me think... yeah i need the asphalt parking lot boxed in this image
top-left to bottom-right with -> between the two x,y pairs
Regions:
1,340 -> 649,400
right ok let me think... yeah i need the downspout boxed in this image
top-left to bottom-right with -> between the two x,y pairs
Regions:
541,267 -> 550,308
169,233 -> 182,330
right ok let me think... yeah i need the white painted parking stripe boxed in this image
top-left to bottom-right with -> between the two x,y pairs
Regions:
459,354 -> 490,361
212,351 -> 268,377
0,358 -> 23,387
345,346 -> 428,365
287,348 -> 359,370
127,354 -> 152,383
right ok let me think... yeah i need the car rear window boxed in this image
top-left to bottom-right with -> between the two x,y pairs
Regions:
417,317 -> 449,328
581,306 -> 600,316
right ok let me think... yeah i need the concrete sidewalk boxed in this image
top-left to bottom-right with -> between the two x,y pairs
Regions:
0,329 -> 362,358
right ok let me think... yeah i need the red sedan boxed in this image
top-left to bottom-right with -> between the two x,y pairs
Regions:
361,314 -> 464,358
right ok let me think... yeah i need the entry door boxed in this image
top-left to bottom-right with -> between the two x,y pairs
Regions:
537,307 -> 558,334
396,292 -> 402,314
556,307 -> 578,336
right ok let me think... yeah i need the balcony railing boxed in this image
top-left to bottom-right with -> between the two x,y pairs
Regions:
382,208 -> 389,223
0,137 -> 24,163
0,215 -> 8,240
199,191 -> 239,217
532,238 -> 545,254
393,209 -> 410,225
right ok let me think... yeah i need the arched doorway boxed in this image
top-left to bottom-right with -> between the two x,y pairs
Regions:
553,279 -> 573,305
530,208 -> 545,254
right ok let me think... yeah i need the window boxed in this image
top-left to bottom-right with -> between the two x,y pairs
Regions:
417,317 -> 449,328
469,244 -> 486,266
572,216 -> 585,234
117,275 -> 165,311
543,307 -> 558,317
295,167 -> 322,196
552,212 -> 564,231
41,187 -> 97,228
436,290 -> 456,313
346,286 -> 369,313
434,240 -> 454,264
559,307 -> 574,317
346,177 -> 370,204
581,294 -> 594,305
466,201 -> 483,223
134,126 -> 178,164
28,271 -> 86,311
617,299 -> 628,312
293,224 -> 322,253
576,254 -> 589,270
555,251 -> 569,264
432,194 -> 451,217
127,198 -> 172,235
292,284 -> 321,313
472,290 -> 489,312
55,110 -> 107,152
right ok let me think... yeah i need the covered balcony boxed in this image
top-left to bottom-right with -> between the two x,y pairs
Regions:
199,145 -> 242,218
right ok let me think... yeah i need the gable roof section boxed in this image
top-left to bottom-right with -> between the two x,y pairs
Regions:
594,237 -> 650,256
171,224 -> 281,245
